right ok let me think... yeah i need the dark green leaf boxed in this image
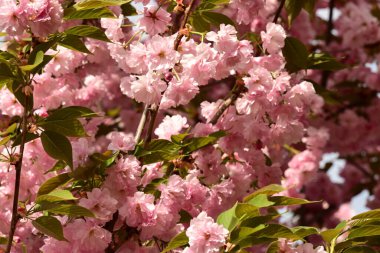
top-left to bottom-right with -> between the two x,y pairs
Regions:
253,224 -> 299,240
190,14 -> 210,33
0,237 -> 7,244
179,210 -> 193,223
65,25 -> 111,42
32,216 -> 67,241
20,51 -> 44,71
320,220 -> 347,243
39,119 -> 87,137
282,37 -> 309,73
247,194 -> 275,208
202,11 -> 235,26
183,131 -> 226,154
307,53 -> 346,71
41,131 -> 73,168
266,241 -> 280,253
161,231 -> 189,253
37,173 -> 72,196
235,203 -> 260,219
47,106 -> 98,120
231,225 -> 266,244
58,34 -> 91,54
121,2 -> 137,16
285,0 -> 303,25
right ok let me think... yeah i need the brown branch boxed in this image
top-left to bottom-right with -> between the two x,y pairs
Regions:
144,104 -> 159,146
273,0 -> 286,24
209,79 -> 246,125
173,0 -> 197,50
5,96 -> 29,253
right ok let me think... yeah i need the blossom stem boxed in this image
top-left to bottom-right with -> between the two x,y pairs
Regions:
273,0 -> 285,24
144,104 -> 159,146
5,96 -> 29,253
135,104 -> 149,143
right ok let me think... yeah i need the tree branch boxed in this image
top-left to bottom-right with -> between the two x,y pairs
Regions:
174,0 -> 197,50
5,96 -> 29,253
209,79 -> 246,125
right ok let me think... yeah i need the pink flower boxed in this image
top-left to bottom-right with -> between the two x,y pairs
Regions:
154,115 -> 189,140
185,211 -> 228,253
138,5 -> 171,35
0,0 -> 24,36
286,81 -> 324,114
18,0 -> 63,37
120,73 -> 167,105
145,35 -> 180,72
107,131 -> 136,152
79,188 -> 118,223
261,22 -> 286,54
161,77 -> 199,109
206,24 -> 239,55
119,192 -> 156,228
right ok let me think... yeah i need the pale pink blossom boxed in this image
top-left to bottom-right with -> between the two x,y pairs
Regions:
261,22 -> 286,54
138,5 -> 171,35
154,115 -> 189,140
107,131 -> 136,152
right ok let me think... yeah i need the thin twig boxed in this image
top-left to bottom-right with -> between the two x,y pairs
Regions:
174,0 -> 197,50
321,0 -> 335,87
134,104 -> 149,143
209,80 -> 246,125
273,0 -> 286,24
5,96 -> 29,253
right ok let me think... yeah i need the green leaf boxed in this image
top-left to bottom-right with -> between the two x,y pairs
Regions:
352,210 -> 380,220
121,2 -> 137,16
291,226 -> 319,238
217,202 -> 239,231
65,25 -> 111,42
266,241 -> 280,253
183,131 -> 226,154
37,173 -> 72,196
231,225 -> 266,244
0,237 -> 7,244
11,82 -> 34,111
190,13 -> 210,33
320,220 -> 347,243
202,11 -> 235,26
285,0 -> 303,25
135,139 -> 182,164
307,53 -> 346,71
179,210 -> 193,223
58,34 -> 91,54
47,106 -> 98,120
282,37 -> 309,73
41,131 -> 73,168
20,51 -> 44,71
143,178 -> 167,195
235,203 -> 260,219
90,150 -> 119,167
32,216 -> 67,241
0,76 -> 13,90
0,135 -> 11,146
161,231 -> 189,253
348,225 -> 380,239
253,224 -> 299,240
64,7 -> 116,20
303,0 -> 317,16
268,196 -> 318,206
47,204 -> 95,217
240,214 -> 280,228
45,160 -> 67,174
171,133 -> 190,145
36,190 -> 77,203
310,80 -> 341,105
73,0 -> 131,10
343,246 -> 376,253
247,194 -> 275,208
243,184 -> 284,202
39,119 -> 87,137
